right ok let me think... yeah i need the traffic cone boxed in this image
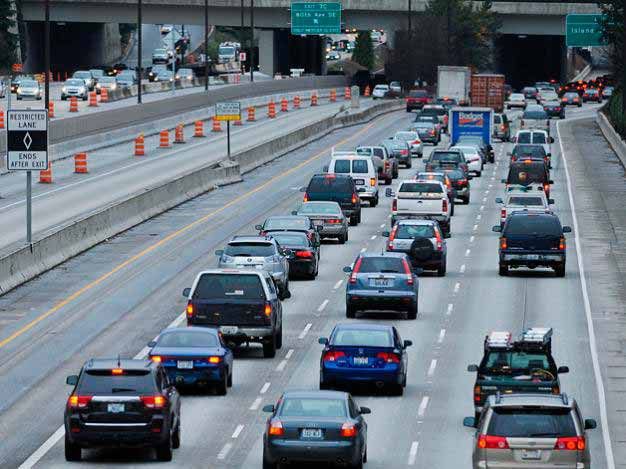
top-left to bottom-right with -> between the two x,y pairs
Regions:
174,123 -> 185,144
100,88 -> 108,103
159,130 -> 170,147
194,120 -> 205,137
330,89 -> 337,102
280,97 -> 288,112
39,163 -> 53,183
345,87 -> 351,100
135,134 -> 145,156
364,85 -> 370,97
74,153 -> 88,173
48,101 -> 55,118
294,95 -> 301,109
311,93 -> 318,106
69,96 -> 78,112
212,117 -> 222,132
268,101 -> 276,118
0,109 -> 4,129
89,91 -> 98,107
247,106 -> 256,122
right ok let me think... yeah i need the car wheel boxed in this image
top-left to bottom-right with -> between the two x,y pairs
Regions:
263,450 -> 278,469
371,196 -> 378,208
437,261 -> 447,277
319,377 -> 331,390
156,432 -> 173,461
357,211 -> 362,224
172,423 -> 181,449
339,232 -> 347,244
476,171 -> 482,177
363,447 -> 368,463
390,383 -> 404,397
216,370 -> 228,395
263,334 -> 277,358
227,369 -> 233,387
555,264 -> 566,277
407,302 -> 418,320
498,263 -> 508,276
406,108 -> 411,112
61,96 -> 66,101
406,161 -> 412,169
463,196 -> 470,205
349,215 -> 358,226
64,435 -> 81,461
346,304 -> 357,318
276,326 -> 283,349
450,202 -> 455,217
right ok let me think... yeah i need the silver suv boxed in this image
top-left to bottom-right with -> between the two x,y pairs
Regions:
465,393 -> 596,468
216,236 -> 290,299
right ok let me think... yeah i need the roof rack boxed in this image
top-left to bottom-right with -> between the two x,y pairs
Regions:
230,234 -> 273,241
484,331 -> 513,350
521,327 -> 552,345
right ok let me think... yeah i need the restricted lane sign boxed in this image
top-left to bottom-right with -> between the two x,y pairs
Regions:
6,109 -> 48,171
215,102 -> 241,121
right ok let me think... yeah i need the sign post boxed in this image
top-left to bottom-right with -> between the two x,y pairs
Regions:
291,2 -> 341,35
6,109 -> 49,244
565,14 -> 607,47
215,102 -> 242,160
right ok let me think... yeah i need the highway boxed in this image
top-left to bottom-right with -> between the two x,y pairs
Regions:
0,97 -> 620,468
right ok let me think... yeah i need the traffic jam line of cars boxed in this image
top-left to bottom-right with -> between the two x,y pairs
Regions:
54,85 -> 602,468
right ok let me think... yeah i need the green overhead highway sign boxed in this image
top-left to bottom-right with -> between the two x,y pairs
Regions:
566,14 -> 607,47
291,2 -> 341,35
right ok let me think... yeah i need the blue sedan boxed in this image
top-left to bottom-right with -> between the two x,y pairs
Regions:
318,323 -> 412,396
148,327 -> 234,395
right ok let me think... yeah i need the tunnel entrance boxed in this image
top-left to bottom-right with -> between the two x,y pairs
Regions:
496,34 -> 564,91
276,30 -> 323,76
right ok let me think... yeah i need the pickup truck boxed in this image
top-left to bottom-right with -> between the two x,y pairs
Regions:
183,269 -> 286,358
387,180 -> 452,237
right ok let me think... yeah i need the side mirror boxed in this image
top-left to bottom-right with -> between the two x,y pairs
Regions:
215,249 -> 224,256
548,198 -> 555,205
182,287 -> 191,297
557,366 -> 570,374
385,188 -> 394,197
281,248 -> 292,256
584,418 -> 597,430
495,197 -> 503,204
318,337 -> 328,345
549,180 -> 554,185
403,340 -> 413,348
550,137 -> 555,143
66,375 -> 79,386
291,210 -> 298,215
148,340 -> 157,348
381,231 -> 390,237
492,226 -> 502,232
501,179 -> 506,183
463,416 -> 477,428
322,165 -> 329,172
316,225 -> 323,232
255,224 -> 263,231
467,364 -> 478,372
342,266 -> 352,273
262,404 -> 275,413
562,226 -> 572,233
299,187 -> 306,192
359,406 -> 372,415
511,136 -> 517,143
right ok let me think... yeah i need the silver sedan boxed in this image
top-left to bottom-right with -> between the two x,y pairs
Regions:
295,201 -> 349,244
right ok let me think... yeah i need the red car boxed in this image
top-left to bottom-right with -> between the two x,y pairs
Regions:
582,88 -> 602,103
406,89 -> 432,112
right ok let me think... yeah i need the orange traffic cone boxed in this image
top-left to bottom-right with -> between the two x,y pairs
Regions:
74,153 -> 88,173
311,93 -> 318,106
174,123 -> 185,143
0,109 -> 4,129
345,87 -> 351,100
48,101 -> 55,118
294,95 -> 301,109
281,97 -> 288,112
247,106 -> 256,122
194,120 -> 205,137
89,91 -> 98,107
39,163 -> 53,183
330,89 -> 337,102
268,101 -> 277,118
159,130 -> 170,148
364,85 -> 370,97
135,134 -> 145,156
69,96 -> 79,112
212,117 -> 222,132
100,88 -> 109,103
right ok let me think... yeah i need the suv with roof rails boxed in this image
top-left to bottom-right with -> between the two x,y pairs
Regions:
356,145 -> 396,184
64,358 -> 181,462
302,174 -> 362,225
467,328 -> 569,422
464,393 -> 596,469
424,149 -> 468,174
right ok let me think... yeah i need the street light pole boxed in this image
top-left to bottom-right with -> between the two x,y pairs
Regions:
241,0 -> 245,75
408,0 -> 412,37
204,0 -> 209,90
622,6 -> 626,118
137,0 -> 142,104
44,0 -> 50,107
250,0 -> 254,83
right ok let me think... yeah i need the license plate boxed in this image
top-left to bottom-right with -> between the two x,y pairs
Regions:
353,356 -> 369,366
107,403 -> 125,413
177,360 -> 194,369
313,220 -> 324,226
370,278 -> 392,287
301,428 -> 323,439
525,254 -> 540,260
521,449 -> 541,460
220,326 -> 239,335
355,179 -> 365,185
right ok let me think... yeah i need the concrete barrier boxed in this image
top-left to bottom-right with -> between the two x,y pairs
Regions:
597,109 -> 626,168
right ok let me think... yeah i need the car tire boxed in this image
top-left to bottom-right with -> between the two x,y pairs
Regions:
263,334 -> 277,358
227,369 -> 233,387
371,196 -> 378,208
450,202 -> 455,217
498,263 -> 508,276
406,108 -> 411,113
437,261 -> 447,277
346,305 -> 357,318
263,451 -> 277,469
319,378 -> 331,390
216,370 -> 228,395
476,171 -> 482,177
64,435 -> 81,461
339,232 -> 347,244
406,161 -> 412,169
363,447 -> 368,463
463,196 -> 470,205
276,326 -> 283,349
156,433 -> 173,461
357,211 -> 362,223
172,423 -> 181,449
407,303 -> 418,320
82,96 -> 88,101
349,215 -> 358,226
390,383 -> 404,397
61,96 -> 66,101
555,264 -> 566,277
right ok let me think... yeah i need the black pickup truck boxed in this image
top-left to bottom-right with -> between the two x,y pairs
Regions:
183,269 -> 286,358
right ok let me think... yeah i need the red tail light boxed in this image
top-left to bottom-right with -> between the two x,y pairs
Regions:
559,236 -> 566,250
555,436 -> 585,451
392,199 -> 397,212
141,395 -> 167,409
370,178 -> 376,187
474,386 -> 482,403
186,302 -> 194,318
303,193 -> 309,202
402,258 -> 413,285
434,227 -> 443,251
327,218 -> 342,224
543,183 -> 549,193
445,179 -> 452,189
457,178 -> 467,186
264,302 -> 272,317
208,356 -> 222,364
268,420 -> 284,436
68,395 -> 92,408
478,435 -> 509,449
340,422 -> 357,437
430,130 -> 435,136
323,350 -> 346,362
500,237 -> 507,249
400,149 -> 409,156
384,160 -> 390,170
351,193 -> 358,204
150,355 -> 162,363
296,250 -> 313,258
442,198 -> 448,213
376,351 -> 401,363
349,257 -> 362,284
501,208 -> 506,220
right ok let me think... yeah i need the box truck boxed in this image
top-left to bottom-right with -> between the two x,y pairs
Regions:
437,66 -> 471,105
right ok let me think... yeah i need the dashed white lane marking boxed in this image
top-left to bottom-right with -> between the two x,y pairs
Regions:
298,323 -> 312,339
217,443 -> 233,460
360,247 -> 367,253
465,249 -> 471,257
232,424 -> 244,439
480,205 -> 485,211
473,224 -> 478,231
459,264 -> 466,274
380,223 -> 386,228
260,382 -> 271,394
482,197 -> 487,203
485,190 -> 490,195
276,360 -> 288,372
285,349 -> 294,359
418,396 -> 430,417
427,359 -> 437,377
438,329 -> 446,343
491,176 -> 495,181
333,279 -> 343,290
470,235 -> 475,243
250,397 -> 262,411
446,303 -> 453,315
476,214 -> 482,220
370,235 -> 377,240
317,299 -> 329,312
454,282 -> 461,294
408,441 -> 419,465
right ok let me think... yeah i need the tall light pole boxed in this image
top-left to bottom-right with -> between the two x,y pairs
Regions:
250,0 -> 254,82
137,0 -> 142,103
408,0 -> 412,37
204,0 -> 209,90
44,0 -> 50,108
622,5 -> 626,119
241,0 -> 245,75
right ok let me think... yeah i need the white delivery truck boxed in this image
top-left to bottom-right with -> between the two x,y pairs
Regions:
437,65 -> 471,105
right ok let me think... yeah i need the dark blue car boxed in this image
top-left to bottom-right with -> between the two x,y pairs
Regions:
318,323 -> 412,395
148,327 -> 234,394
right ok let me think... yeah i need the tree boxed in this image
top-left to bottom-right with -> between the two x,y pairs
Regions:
352,31 -> 375,71
0,0 -> 18,71
598,1 -> 624,79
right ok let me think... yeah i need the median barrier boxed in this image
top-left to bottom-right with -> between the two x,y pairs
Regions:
597,110 -> 626,169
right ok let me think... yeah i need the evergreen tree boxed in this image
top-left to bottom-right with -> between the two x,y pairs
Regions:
598,0 -> 623,78
0,0 -> 18,71
352,31 -> 375,71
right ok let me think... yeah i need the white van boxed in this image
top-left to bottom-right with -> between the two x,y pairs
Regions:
327,151 -> 379,207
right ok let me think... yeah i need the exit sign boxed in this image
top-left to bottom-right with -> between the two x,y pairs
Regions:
291,2 -> 341,35
566,14 -> 607,47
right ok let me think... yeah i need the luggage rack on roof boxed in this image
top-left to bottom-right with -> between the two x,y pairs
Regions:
484,331 -> 513,350
519,327 -> 553,351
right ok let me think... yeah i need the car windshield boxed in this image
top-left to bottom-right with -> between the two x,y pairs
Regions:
409,90 -> 427,98
514,145 -> 546,157
532,133 -> 547,144
565,93 -> 578,98
299,202 -> 341,215
100,77 -> 116,84
431,152 -> 461,163
395,132 -> 418,141
66,79 -> 83,86
396,224 -> 435,239
20,80 -> 38,87
280,398 -> 346,417
219,46 -> 235,55
73,72 -> 90,78
90,70 -> 104,77
270,233 -> 308,246
375,85 -> 389,90
414,123 -> 434,129
193,273 -> 265,299
157,331 -> 218,348
333,328 -> 394,347
399,182 -> 443,193
265,218 -> 308,230
586,89 -> 598,95
178,69 -> 192,74
523,110 -> 548,119
509,94 -> 524,100
224,242 -> 275,257
154,49 -> 166,55
416,116 -> 438,123
307,176 -> 352,193
494,115 -> 502,124
507,165 -> 547,185
78,370 -> 155,394
487,408 -> 576,438
333,159 -> 368,174
446,169 -> 465,180
504,215 -> 562,236
358,256 -> 405,273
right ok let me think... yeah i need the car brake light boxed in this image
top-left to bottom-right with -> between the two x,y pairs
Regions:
150,355 -> 162,363
370,178 -> 376,187
112,368 -> 123,375
559,236 -> 566,250
500,237 -> 507,249
68,395 -> 92,408
384,160 -> 390,169
208,356 -> 222,364
264,303 -> 272,317
141,395 -> 166,409
543,183 -> 549,193
340,422 -> 357,437
303,193 -> 309,202
434,228 -> 443,251
501,208 -> 506,219
323,350 -> 346,362
430,130 -> 435,136
349,257 -> 362,284
327,218 -> 342,224
268,420 -> 284,436
296,250 -> 313,258
500,125 -> 505,131
352,193 -> 358,204
555,436 -> 585,451
442,198 -> 448,213
402,258 -> 413,285
376,351 -> 401,363
400,149 -> 409,156
186,302 -> 194,318
478,435 -> 509,449
392,199 -> 397,212
445,179 -> 451,188
474,386 -> 481,403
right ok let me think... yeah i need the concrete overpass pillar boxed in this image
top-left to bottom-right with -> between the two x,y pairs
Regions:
258,29 -> 276,77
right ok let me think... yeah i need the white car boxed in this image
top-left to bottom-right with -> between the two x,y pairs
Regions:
372,84 -> 389,99
72,70 -> 95,91
451,145 -> 483,176
496,188 -> 553,228
61,78 -> 88,101
538,89 -> 559,104
512,129 -> 554,158
393,131 -> 423,158
505,93 -> 526,109
326,151 -> 379,207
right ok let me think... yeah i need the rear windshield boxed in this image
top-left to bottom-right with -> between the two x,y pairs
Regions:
158,331 -> 218,348
299,202 -> 341,215
422,107 -> 446,116
224,242 -> 275,257
487,408 -> 576,438
514,145 -> 546,157
193,273 -> 265,299
78,370 -> 155,394
399,182 -> 443,193
431,152 -> 462,163
358,256 -> 405,273
504,215 -> 562,236
396,224 -> 435,239
523,111 -> 548,119
483,351 -> 552,373
417,116 -> 438,123
307,176 -> 352,193
270,233 -> 308,246
280,398 -> 346,418
332,328 -> 393,347
445,169 -> 465,180
395,132 -> 417,141
507,165 -> 547,185
334,159 -> 369,174
409,90 -> 427,97
265,217 -> 308,230
508,196 -> 544,206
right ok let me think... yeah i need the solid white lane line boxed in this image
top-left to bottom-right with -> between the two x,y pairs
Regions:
275,360 -> 288,372
317,299 -> 329,312
260,382 -> 271,394
459,264 -> 466,274
217,443 -> 233,460
465,249 -> 471,257
333,279 -> 343,290
298,323 -> 312,339
250,397 -> 262,411
557,120 -> 616,469
417,396 -> 430,417
470,235 -> 475,243
454,282 -> 460,293
427,359 -> 437,377
438,329 -> 446,343
232,424 -> 245,439
446,303 -> 453,315
285,349 -> 294,360
370,235 -> 377,240
408,441 -> 419,465
17,427 -> 65,469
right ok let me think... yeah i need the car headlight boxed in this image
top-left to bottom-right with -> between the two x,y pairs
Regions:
111,84 -> 117,90
17,89 -> 21,94
80,88 -> 86,93
62,87 -> 67,93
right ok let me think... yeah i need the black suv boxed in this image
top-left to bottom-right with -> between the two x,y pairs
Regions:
424,149 -> 468,173
302,174 -> 362,226
502,160 -> 553,198
467,328 -> 569,421
493,212 -> 571,277
64,359 -> 181,462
